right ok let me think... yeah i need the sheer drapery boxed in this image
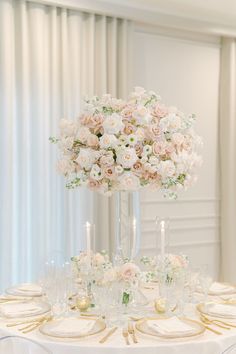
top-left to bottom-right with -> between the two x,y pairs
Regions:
0,0 -> 132,290
220,37 -> 236,282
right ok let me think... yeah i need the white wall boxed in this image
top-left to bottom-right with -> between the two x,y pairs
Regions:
132,27 -> 220,278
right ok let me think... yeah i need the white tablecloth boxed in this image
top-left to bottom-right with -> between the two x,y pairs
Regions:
1,319 -> 236,354
1,289 -> 236,354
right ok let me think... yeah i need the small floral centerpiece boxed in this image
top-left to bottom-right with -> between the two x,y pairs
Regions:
51,87 -> 202,198
71,250 -> 112,284
157,253 -> 189,283
101,262 -> 141,306
140,255 -> 158,283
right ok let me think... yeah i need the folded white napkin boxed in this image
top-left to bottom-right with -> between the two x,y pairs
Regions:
147,317 -> 194,335
16,283 -> 42,294
0,302 -> 42,317
49,318 -> 95,336
207,303 -> 236,317
209,282 -> 235,294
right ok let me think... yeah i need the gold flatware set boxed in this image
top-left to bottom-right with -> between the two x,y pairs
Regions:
6,316 -> 52,334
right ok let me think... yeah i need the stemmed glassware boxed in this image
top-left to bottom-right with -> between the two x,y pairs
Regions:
198,264 -> 213,303
40,260 -> 73,318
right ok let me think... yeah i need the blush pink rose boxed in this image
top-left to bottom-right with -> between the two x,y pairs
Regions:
88,179 -> 101,190
152,104 -> 168,119
87,134 -> 99,147
119,263 -> 140,282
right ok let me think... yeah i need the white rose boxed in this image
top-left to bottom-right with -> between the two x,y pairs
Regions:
99,134 -> 118,149
102,113 -> 124,134
144,162 -> 157,174
115,165 -> 124,175
56,158 -> 75,175
118,172 -> 140,190
116,147 -> 138,168
133,106 -> 151,125
58,136 -> 74,151
149,156 -> 159,166
158,160 -> 176,179
76,149 -> 96,170
90,164 -> 103,180
100,151 -> 114,166
76,126 -> 91,143
59,119 -> 77,137
160,114 -> 182,132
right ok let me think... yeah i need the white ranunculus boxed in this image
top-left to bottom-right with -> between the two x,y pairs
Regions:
76,149 -> 96,170
118,172 -> 140,190
99,134 -> 118,149
142,145 -> 152,156
90,164 -> 103,180
76,126 -> 91,143
158,160 -> 176,179
116,147 -> 138,168
102,113 -> 124,134
133,106 -> 151,125
59,119 -> 78,137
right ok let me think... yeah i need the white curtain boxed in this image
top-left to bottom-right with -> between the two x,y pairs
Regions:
0,0 -> 132,291
220,37 -> 236,282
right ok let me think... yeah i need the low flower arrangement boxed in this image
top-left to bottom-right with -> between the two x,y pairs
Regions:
157,253 -> 189,283
51,87 -> 202,198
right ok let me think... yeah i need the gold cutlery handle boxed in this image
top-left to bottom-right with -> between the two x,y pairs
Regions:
132,331 -> 138,344
99,327 -> 118,343
204,325 -> 222,335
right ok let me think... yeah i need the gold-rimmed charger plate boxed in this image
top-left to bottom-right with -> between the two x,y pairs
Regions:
197,302 -> 236,319
39,317 -> 106,339
136,317 -> 205,340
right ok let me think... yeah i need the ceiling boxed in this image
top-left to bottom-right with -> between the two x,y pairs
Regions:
106,0 -> 236,27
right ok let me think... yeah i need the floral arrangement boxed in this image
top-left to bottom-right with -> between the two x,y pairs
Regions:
158,253 -> 189,283
71,251 -> 111,277
51,87 -> 202,198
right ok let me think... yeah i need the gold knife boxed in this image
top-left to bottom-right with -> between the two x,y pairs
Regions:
99,327 -> 118,343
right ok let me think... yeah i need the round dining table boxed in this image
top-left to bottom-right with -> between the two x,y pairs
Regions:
0,287 -> 236,354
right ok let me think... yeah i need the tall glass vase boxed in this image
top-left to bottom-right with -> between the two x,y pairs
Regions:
114,191 -> 141,262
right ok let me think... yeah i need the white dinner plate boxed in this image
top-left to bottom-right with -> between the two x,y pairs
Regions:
197,302 -> 236,319
39,317 -> 106,338
6,283 -> 43,297
136,317 -> 205,339
0,300 -> 50,319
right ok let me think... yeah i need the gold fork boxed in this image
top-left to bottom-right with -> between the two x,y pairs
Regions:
7,316 -> 47,327
19,317 -> 52,334
201,315 -> 236,328
128,322 -> 138,344
200,315 -> 230,330
122,328 -> 130,345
